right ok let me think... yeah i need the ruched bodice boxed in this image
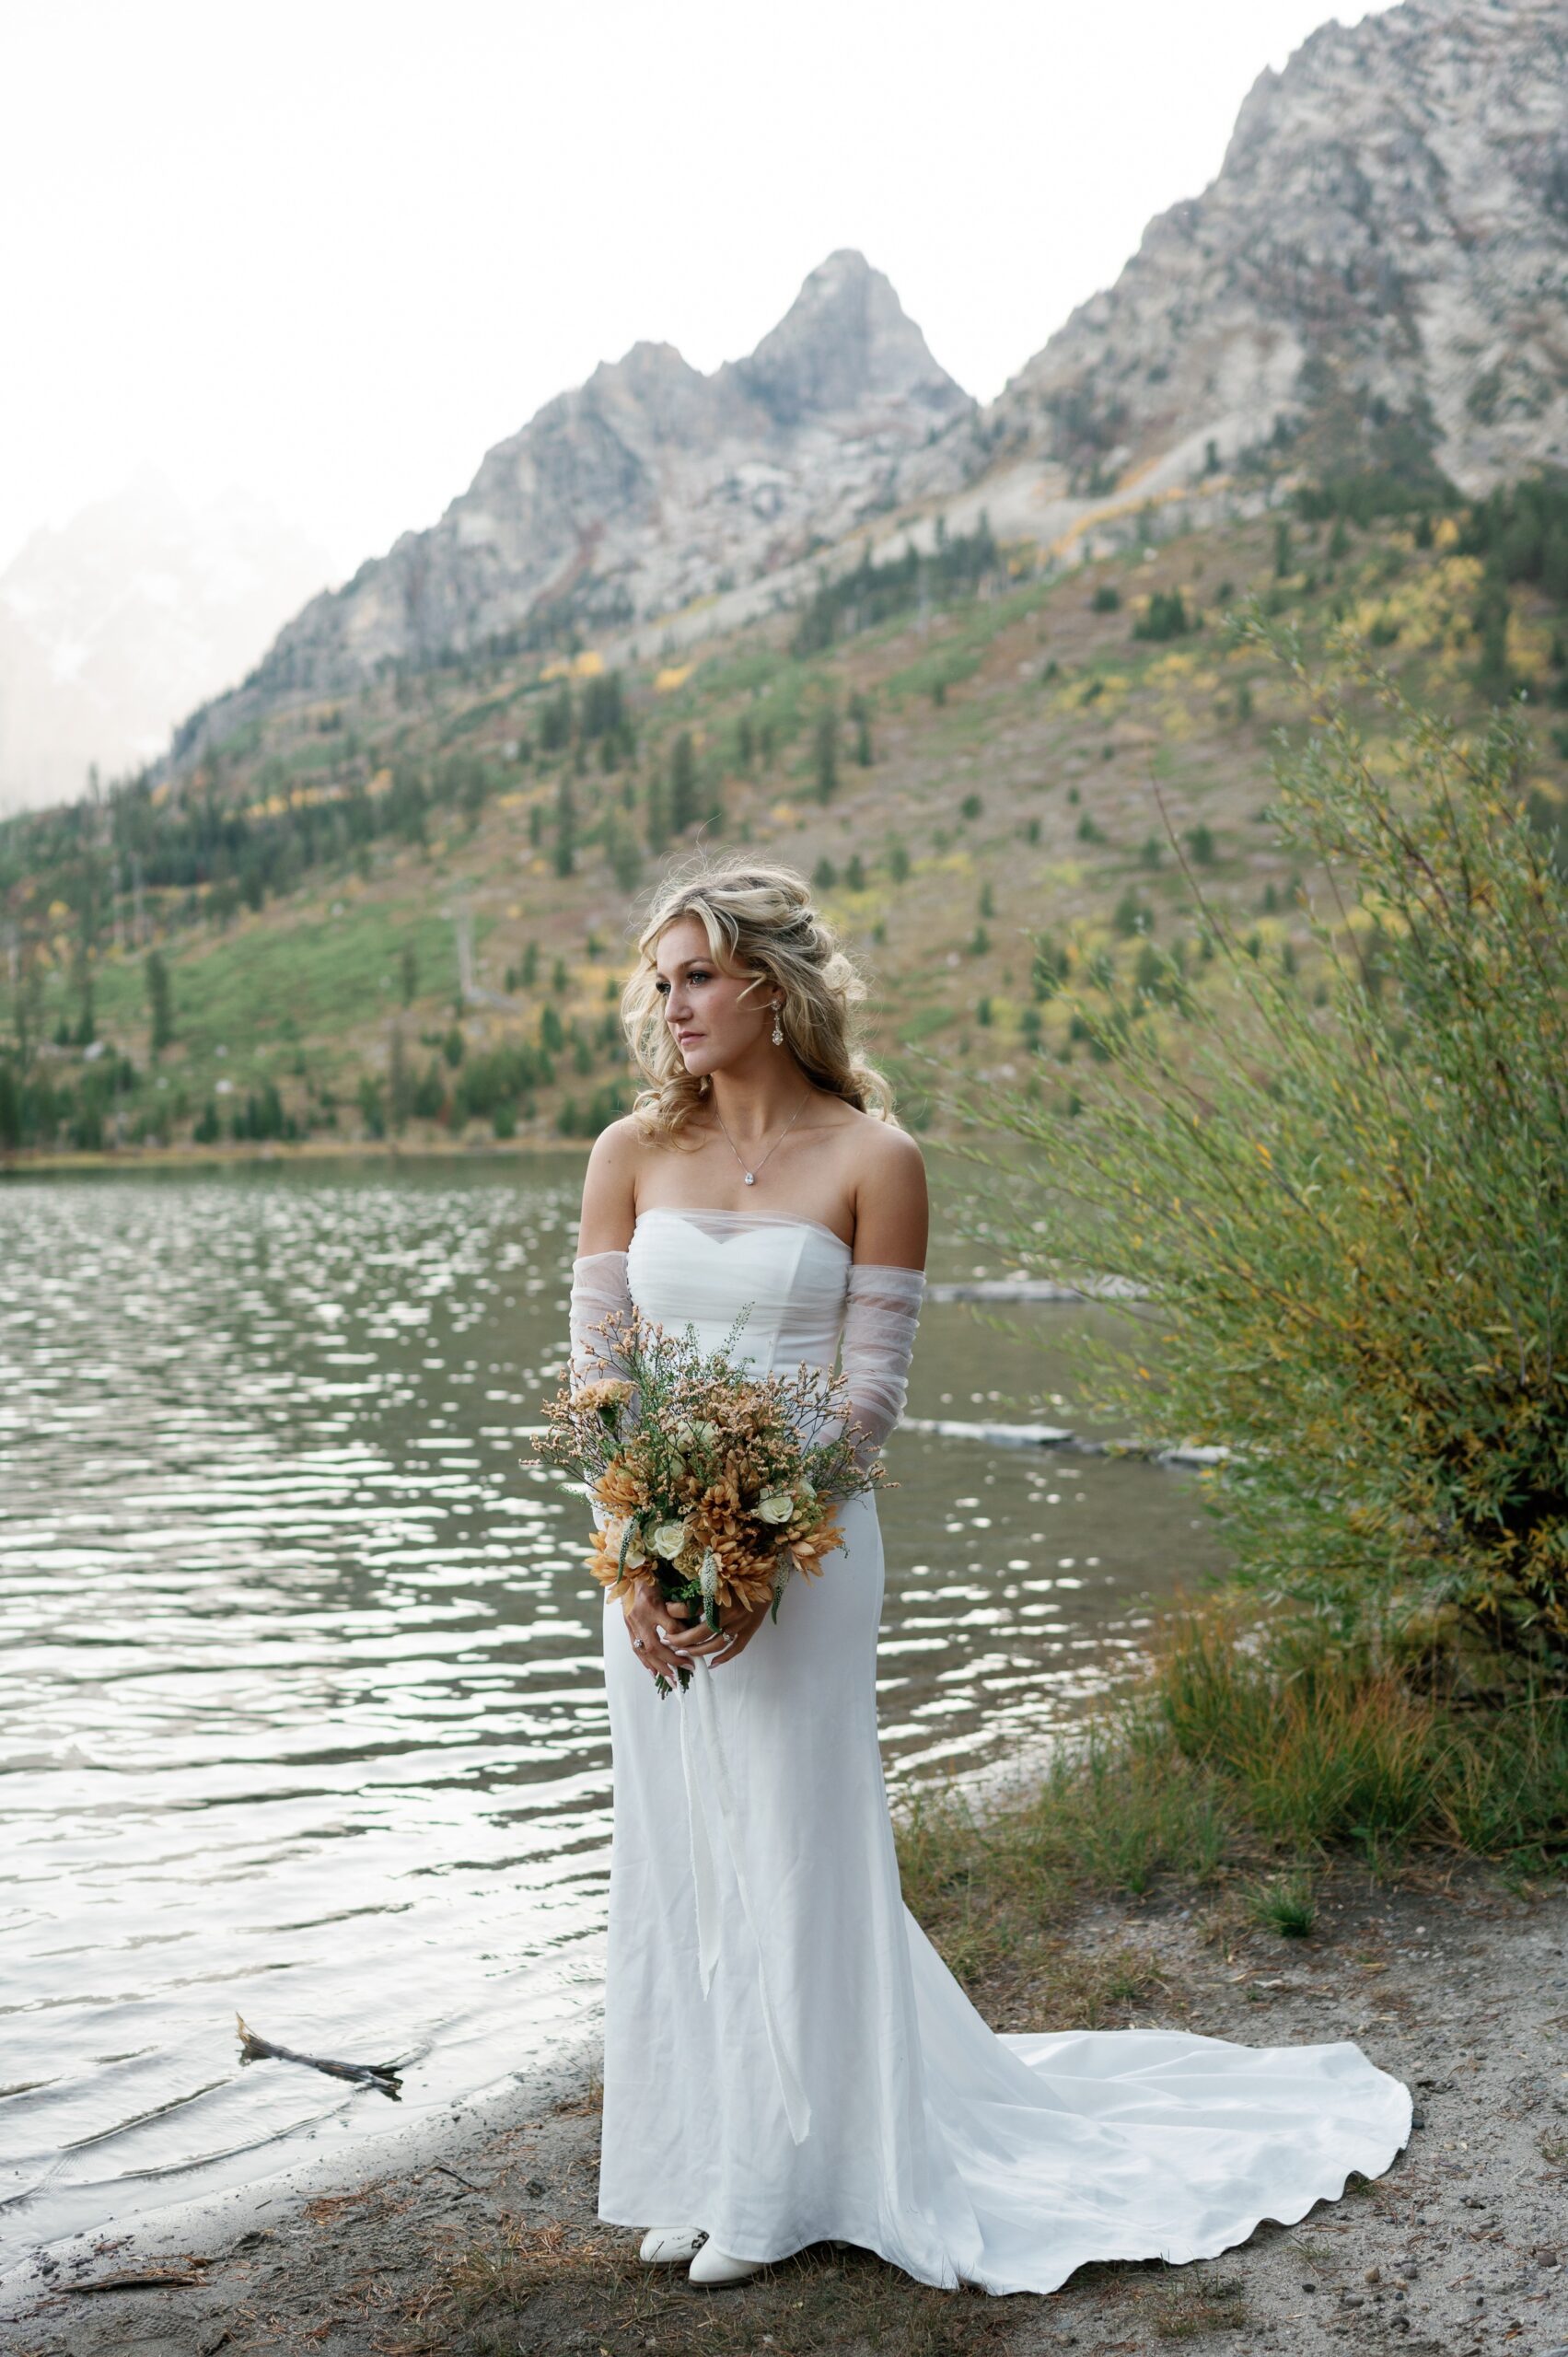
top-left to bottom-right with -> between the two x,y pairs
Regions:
626,1207 -> 852,1377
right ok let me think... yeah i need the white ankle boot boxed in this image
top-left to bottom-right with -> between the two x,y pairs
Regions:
688,2237 -> 765,2285
638,2223 -> 707,2264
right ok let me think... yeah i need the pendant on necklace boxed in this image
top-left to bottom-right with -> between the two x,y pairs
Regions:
743,1170 -> 755,1184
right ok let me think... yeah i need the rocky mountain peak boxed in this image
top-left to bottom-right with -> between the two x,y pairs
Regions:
730,248 -> 965,427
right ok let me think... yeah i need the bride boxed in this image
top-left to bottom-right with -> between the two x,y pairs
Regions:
568,853 -> 1411,2295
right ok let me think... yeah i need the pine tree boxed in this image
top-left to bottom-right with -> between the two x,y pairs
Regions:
145,949 -> 174,1056
1474,570 -> 1513,704
389,1023 -> 412,1133
669,733 -> 698,832
813,708 -> 839,804
554,772 -> 576,877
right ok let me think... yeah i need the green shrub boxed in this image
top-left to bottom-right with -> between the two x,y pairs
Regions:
939,610 -> 1568,1667
1133,588 -> 1193,642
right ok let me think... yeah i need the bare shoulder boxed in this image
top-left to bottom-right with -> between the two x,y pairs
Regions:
845,1110 -> 929,1270
576,1117 -> 644,1253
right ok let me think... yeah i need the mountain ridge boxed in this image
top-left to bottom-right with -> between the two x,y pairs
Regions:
11,0 -> 1568,811
178,0 -> 1567,779
206,249 -> 970,723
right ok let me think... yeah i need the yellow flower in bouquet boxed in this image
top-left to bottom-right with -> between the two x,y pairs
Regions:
531,1300 -> 885,1695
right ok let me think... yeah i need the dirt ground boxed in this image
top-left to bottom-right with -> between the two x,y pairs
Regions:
7,1858 -> 1566,2357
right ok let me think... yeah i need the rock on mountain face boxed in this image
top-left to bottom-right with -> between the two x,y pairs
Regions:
947,0 -> 1568,505
208,250 -> 968,723
0,477 -> 331,815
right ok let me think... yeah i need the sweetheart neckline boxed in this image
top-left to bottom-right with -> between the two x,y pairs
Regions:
632,1205 -> 854,1258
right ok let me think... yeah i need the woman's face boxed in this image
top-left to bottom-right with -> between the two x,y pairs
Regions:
652,915 -> 776,1078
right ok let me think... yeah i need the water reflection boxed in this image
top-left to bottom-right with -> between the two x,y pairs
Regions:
0,1158 -> 1220,2268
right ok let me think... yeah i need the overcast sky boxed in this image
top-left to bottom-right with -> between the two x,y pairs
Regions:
2,0 -> 1400,585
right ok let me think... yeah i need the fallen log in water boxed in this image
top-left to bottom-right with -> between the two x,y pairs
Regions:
900,1415 -> 1230,1470
235,2013 -> 403,2097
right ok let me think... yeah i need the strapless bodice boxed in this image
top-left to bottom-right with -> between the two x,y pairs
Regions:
625,1206 -> 852,1377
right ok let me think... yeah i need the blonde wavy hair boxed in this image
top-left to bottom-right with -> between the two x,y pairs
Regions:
621,851 -> 901,1146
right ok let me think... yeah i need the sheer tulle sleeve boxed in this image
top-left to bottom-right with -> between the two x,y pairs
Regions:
839,1261 -> 926,1470
569,1249 -> 634,1537
569,1248 -> 633,1384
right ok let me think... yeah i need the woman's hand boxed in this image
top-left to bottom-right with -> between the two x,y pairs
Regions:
664,1593 -> 772,1669
621,1581 -> 698,1683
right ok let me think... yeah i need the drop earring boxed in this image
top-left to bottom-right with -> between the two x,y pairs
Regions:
772,1002 -> 784,1045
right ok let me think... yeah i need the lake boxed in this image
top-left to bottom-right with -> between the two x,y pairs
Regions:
0,1156 -> 1221,2270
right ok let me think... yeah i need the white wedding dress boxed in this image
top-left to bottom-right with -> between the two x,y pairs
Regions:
572,1205 -> 1411,2295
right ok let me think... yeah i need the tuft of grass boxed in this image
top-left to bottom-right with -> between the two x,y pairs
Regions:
1146,1595 -> 1568,1867
1144,2265 -> 1249,2340
1437,1685 -> 1568,1874
1242,1864 -> 1318,1937
896,1721 -> 1232,2017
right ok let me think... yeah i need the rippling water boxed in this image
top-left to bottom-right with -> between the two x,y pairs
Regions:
0,1158 -> 1219,2268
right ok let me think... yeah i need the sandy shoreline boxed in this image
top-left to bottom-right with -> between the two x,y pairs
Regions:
8,1855 -> 1566,2357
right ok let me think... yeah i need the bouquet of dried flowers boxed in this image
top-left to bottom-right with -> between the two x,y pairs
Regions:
532,1301 -> 889,1696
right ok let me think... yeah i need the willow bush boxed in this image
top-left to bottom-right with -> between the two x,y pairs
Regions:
934,611 -> 1568,1674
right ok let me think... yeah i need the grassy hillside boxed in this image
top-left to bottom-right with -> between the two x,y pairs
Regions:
4,475 -> 1567,1159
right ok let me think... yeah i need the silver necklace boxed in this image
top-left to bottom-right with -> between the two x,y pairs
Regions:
713,1086 -> 810,1186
